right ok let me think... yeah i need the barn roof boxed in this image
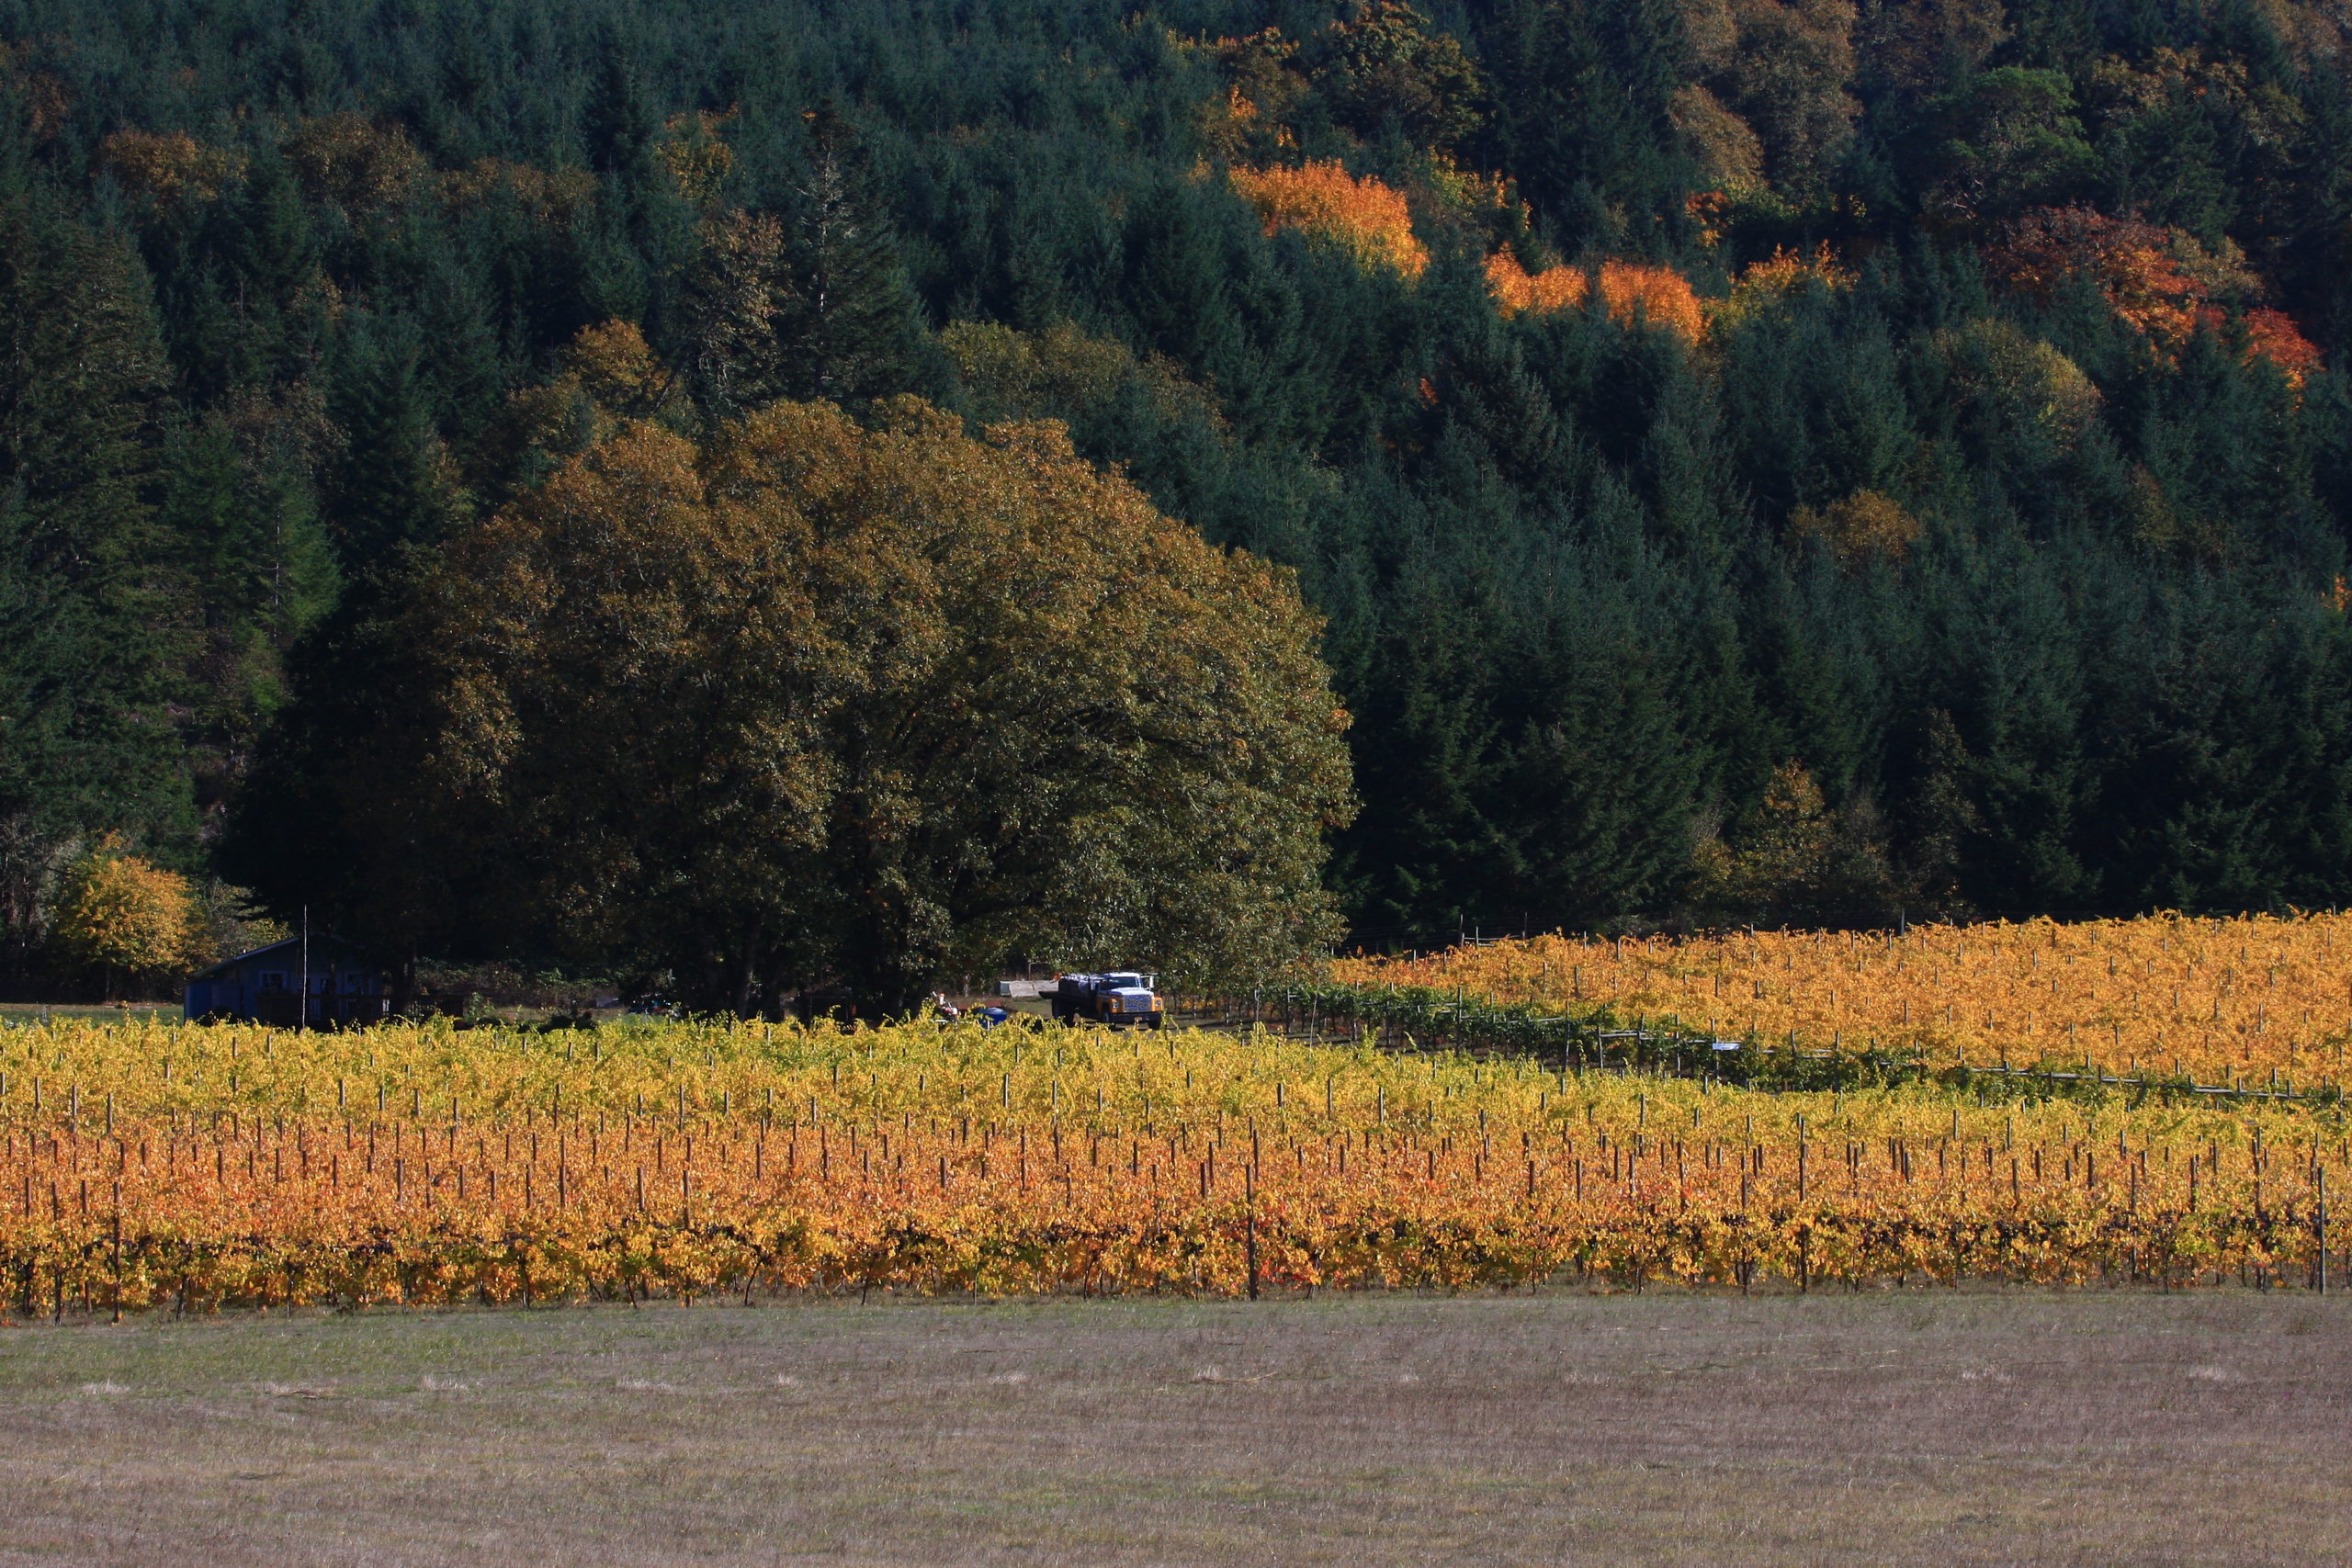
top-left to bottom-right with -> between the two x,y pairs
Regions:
187,933 -> 379,983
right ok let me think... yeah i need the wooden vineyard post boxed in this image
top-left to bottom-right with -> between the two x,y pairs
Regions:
2320,1167 -> 2330,1296
1245,1165 -> 1260,1301
1794,1112 -> 1811,1295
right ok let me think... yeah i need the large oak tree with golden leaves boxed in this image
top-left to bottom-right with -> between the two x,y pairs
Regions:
404,395 -> 1352,1014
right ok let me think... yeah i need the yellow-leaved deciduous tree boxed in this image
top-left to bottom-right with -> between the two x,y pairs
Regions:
282,113 -> 425,211
493,319 -> 692,491
418,399 -> 1355,1014
100,129 -> 246,207
50,845 -> 198,996
1789,489 -> 1920,568
1688,761 -> 1897,925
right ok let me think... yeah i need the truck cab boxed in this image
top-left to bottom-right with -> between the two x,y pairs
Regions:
1048,971 -> 1165,1029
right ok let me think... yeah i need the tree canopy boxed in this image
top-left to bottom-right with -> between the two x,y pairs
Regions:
377,389 -> 1351,1011
48,843 -> 196,991
9,0 -> 2352,996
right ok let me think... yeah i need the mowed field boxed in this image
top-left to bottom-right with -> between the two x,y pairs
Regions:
0,1292 -> 2345,1566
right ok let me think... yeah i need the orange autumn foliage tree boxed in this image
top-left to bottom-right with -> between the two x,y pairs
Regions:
1228,161 -> 1429,279
1595,261 -> 1708,340
436,158 -> 599,223
2238,309 -> 2324,382
1992,207 -> 2321,382
1483,251 -> 1706,341
1483,249 -> 1585,313
1730,242 -> 1851,300
1708,244 -> 1858,335
1789,489 -> 1921,567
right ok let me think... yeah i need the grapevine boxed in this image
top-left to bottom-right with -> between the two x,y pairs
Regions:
0,1012 -> 2338,1313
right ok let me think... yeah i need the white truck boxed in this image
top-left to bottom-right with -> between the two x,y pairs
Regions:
1046,971 -> 1165,1029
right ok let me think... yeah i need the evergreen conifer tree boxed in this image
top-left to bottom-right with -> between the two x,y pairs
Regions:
0,149 -> 188,978
326,317 -> 455,581
775,106 -> 931,405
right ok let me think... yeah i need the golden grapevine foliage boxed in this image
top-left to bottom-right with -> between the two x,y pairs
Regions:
1337,915 -> 2352,1090
0,1015 -> 2341,1313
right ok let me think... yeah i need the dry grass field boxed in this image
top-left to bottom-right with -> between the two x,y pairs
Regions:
0,1291 -> 2344,1565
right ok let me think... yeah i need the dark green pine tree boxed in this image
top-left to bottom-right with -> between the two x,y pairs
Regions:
775,105 -> 933,405
225,307 -> 469,995
165,141 -> 321,400
1915,541 -> 2098,911
157,416 -> 337,814
582,31 -> 657,176
327,317 -> 456,584
414,253 -> 511,481
1330,525 -> 1515,946
1477,0 -> 1696,255
1488,607 -> 1706,926
0,156 -> 188,979
219,587 -> 493,1013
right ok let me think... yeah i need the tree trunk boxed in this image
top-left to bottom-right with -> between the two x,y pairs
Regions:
732,915 -> 764,1020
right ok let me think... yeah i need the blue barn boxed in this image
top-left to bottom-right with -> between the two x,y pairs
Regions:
183,936 -> 390,1027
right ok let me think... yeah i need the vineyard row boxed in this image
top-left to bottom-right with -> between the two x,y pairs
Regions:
2,1100 -> 2341,1312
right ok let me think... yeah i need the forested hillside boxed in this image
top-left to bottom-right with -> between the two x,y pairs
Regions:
6,0 -> 2352,995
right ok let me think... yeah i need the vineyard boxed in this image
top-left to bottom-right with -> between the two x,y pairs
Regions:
1332,914 -> 2352,1093
0,1003 -> 2342,1314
